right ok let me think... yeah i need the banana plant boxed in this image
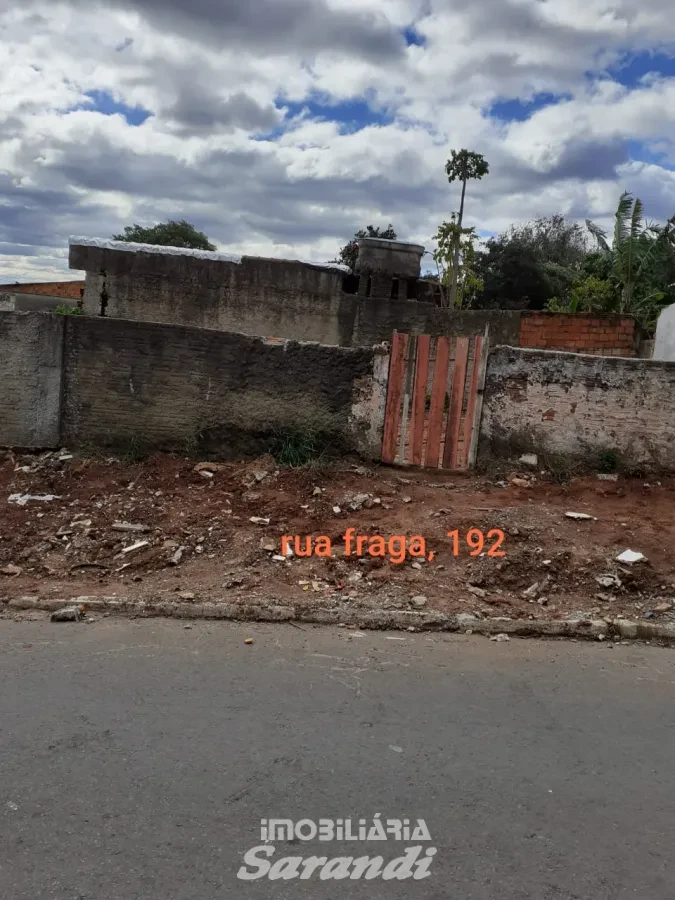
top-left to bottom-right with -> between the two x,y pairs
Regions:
585,192 -> 675,325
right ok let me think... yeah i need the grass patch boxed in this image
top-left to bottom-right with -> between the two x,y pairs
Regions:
268,427 -> 334,469
597,449 -> 619,474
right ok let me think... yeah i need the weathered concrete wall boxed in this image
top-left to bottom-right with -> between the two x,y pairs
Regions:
356,238 -> 424,277
70,242 -> 346,336
61,317 -> 387,459
8,293 -> 74,313
480,346 -> 675,469
0,312 -> 64,448
352,301 -> 521,347
69,239 -> 522,347
654,303 -> 675,360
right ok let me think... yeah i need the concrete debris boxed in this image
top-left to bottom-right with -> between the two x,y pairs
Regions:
225,578 -> 244,589
346,493 -> 371,511
597,473 -> 619,481
410,595 -> 428,608
51,606 -> 81,622
654,602 -> 673,613
519,454 -> 538,467
170,547 -> 184,566
260,540 -> 277,552
199,470 -> 214,479
194,462 -> 224,474
566,511 -> 596,521
313,487 -> 324,496
0,564 -> 22,577
249,517 -> 270,526
467,585 -> 487,598
490,633 -> 510,643
596,573 -> 622,589
401,496 -> 412,504
8,493 -> 61,506
272,555 -> 288,562
333,506 -> 342,514
522,582 -> 541,599
509,477 -> 530,488
616,550 -> 647,565
411,562 -> 423,571
120,540 -> 150,555
112,522 -> 150,533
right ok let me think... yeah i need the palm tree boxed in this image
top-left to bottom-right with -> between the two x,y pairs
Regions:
586,192 -> 675,325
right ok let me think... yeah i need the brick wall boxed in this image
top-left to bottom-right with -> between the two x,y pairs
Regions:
480,346 -> 675,470
0,281 -> 84,300
519,312 -> 637,356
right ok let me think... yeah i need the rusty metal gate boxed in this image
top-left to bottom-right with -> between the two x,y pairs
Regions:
381,330 -> 489,470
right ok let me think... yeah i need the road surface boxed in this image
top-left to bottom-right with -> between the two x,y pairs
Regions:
1,620 -> 674,898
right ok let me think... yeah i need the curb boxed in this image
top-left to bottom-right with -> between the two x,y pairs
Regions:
4,595 -> 675,643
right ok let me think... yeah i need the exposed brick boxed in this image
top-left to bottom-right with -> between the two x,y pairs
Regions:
1,281 -> 84,299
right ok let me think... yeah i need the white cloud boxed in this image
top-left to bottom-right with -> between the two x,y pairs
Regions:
1,0 -> 675,282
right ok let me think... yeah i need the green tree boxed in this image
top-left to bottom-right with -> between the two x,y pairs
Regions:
112,219 -> 216,251
547,276 -> 616,314
444,149 -> 489,307
474,237 -> 554,309
335,224 -> 397,271
473,215 -> 590,310
585,192 -> 675,328
433,215 -> 483,308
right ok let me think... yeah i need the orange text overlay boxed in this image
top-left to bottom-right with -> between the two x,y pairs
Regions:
281,529 -> 505,565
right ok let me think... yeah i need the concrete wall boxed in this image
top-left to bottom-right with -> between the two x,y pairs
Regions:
69,240 -> 524,347
70,242 -> 346,334
519,312 -> 637,356
61,317 -> 387,459
69,241 -> 637,356
480,346 -> 675,470
10,292 -> 76,313
654,303 -> 675,360
0,312 -> 64,448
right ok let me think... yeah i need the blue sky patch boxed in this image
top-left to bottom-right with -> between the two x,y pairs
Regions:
278,95 -> 393,133
487,92 -> 571,122
608,50 -> 675,87
627,139 -> 675,170
403,27 -> 425,47
83,90 -> 151,126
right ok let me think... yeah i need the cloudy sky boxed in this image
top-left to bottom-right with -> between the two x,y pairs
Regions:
2,0 -> 675,282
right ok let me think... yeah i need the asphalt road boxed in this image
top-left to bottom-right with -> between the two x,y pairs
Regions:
1,620 -> 674,899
